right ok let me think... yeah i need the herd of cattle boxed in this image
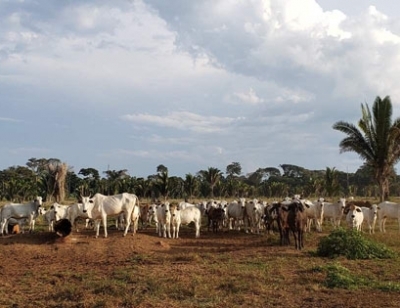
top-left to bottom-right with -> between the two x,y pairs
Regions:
0,193 -> 400,249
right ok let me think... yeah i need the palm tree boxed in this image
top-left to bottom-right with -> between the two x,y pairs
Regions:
333,96 -> 400,201
197,167 -> 222,198
324,167 -> 340,197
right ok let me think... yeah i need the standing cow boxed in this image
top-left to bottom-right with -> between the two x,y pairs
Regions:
81,193 -> 139,238
0,196 -> 43,235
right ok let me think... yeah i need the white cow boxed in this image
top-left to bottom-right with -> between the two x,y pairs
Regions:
227,198 -> 246,231
148,203 -> 159,233
67,203 -> 91,232
52,203 -> 70,221
304,198 -> 324,232
315,198 -> 346,230
377,201 -> 400,233
361,204 -> 378,234
0,196 -> 43,235
156,202 -> 171,238
170,204 -> 202,238
346,205 -> 364,231
81,193 -> 139,238
244,199 -> 263,234
43,206 -> 56,232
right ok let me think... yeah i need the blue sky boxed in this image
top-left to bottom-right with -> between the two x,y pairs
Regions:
1,0 -> 400,177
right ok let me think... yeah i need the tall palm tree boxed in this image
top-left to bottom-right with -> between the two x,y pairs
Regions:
333,96 -> 400,201
197,167 -> 222,198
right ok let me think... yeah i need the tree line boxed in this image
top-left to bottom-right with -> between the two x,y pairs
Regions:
2,95 -> 400,203
0,158 -> 399,203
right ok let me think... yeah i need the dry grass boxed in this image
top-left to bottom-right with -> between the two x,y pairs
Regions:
0,213 -> 400,308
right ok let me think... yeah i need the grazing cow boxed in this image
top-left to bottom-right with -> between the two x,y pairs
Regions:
346,205 -> 364,231
156,202 -> 171,238
170,204 -> 202,238
226,198 -> 246,231
81,193 -> 139,238
286,199 -> 309,250
0,196 -> 43,235
361,204 -> 378,234
376,201 -> 400,233
315,198 -> 346,230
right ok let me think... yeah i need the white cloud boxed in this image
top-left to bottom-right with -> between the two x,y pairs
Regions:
232,88 -> 264,105
122,111 -> 241,133
2,0 -> 400,177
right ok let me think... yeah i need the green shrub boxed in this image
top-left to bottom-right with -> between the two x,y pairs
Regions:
316,228 -> 395,260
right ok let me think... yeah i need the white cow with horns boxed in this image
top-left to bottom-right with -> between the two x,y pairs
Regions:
81,193 -> 139,238
0,196 -> 43,235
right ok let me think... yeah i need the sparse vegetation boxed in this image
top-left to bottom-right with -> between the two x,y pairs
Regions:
1,220 -> 400,307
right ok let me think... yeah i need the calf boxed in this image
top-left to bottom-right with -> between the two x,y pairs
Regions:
346,205 -> 364,231
361,204 -> 378,234
210,207 -> 225,233
170,204 -> 202,238
156,202 -> 171,238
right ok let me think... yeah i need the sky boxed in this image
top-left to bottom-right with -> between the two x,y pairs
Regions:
1,0 -> 400,178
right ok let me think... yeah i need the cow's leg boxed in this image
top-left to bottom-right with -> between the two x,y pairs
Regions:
123,210 -> 132,237
195,222 -> 200,238
93,219 -> 101,238
175,223 -> 180,239
0,219 -> 5,235
29,218 -> 35,233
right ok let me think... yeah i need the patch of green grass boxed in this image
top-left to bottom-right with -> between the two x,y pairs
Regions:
313,263 -> 400,291
316,228 -> 396,259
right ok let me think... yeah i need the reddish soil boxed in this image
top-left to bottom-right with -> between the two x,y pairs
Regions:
0,225 -> 399,308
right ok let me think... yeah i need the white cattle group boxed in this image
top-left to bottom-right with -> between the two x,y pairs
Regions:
2,193 -> 400,241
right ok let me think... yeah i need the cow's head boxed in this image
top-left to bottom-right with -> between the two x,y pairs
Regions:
163,201 -> 170,213
33,196 -> 43,209
170,204 -> 179,217
80,195 -> 93,213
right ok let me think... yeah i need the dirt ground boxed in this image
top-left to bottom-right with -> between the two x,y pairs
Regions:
0,223 -> 399,308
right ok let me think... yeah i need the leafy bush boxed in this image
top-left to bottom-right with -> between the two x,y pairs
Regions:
316,228 -> 395,259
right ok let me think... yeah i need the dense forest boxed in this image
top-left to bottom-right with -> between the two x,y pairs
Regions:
1,157 -> 399,203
